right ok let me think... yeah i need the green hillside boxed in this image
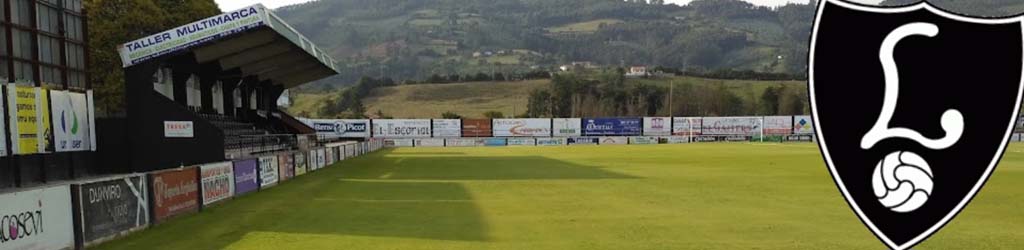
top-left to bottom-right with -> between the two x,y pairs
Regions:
273,0 -> 816,90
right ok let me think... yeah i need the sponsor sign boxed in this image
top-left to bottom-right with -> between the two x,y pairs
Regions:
163,121 -> 194,138
326,148 -> 335,166
694,136 -> 719,142
663,136 -> 690,144
372,119 -> 431,138
432,119 -> 461,137
701,117 -> 762,135
582,118 -> 642,136
7,85 -> 51,155
461,119 -> 492,137
385,139 -> 414,147
200,162 -> 234,206
786,134 -> 814,142
567,137 -> 599,145
0,185 -> 74,250
233,159 -> 259,195
764,116 -> 794,135
276,153 -> 292,180
293,153 -> 307,176
118,5 -> 267,67
149,167 -> 199,224
600,137 -> 628,145
300,119 -> 370,138
793,115 -> 814,134
446,138 -> 485,147
643,117 -> 672,136
73,175 -> 148,247
507,138 -> 536,146
484,138 -> 507,146
629,136 -> 659,145
537,137 -> 567,146
493,119 -> 551,137
415,138 -> 445,147
317,149 -> 327,168
308,150 -> 318,171
672,117 -> 702,136
50,91 -> 93,152
552,118 -> 582,137
259,156 -> 279,187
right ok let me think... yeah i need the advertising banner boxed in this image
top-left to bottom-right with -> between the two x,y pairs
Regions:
764,116 -> 793,135
7,85 -> 52,155
300,119 -> 370,138
507,138 -> 536,146
50,91 -> 93,152
446,138 -> 485,147
317,149 -> 327,169
629,136 -> 659,145
537,137 -> 567,146
582,118 -> 642,136
345,145 -> 354,159
484,138 -> 507,146
294,152 -> 308,176
663,136 -> 690,144
461,119 -> 492,137
308,150 -> 319,171
385,139 -> 415,147
372,119 -> 431,138
599,137 -> 628,145
415,138 -> 445,147
259,156 -> 279,188
278,154 -> 293,182
432,119 -> 461,137
701,117 -> 762,135
200,162 -> 234,206
493,119 -> 551,137
567,137 -> 599,145
119,5 -> 268,67
149,167 -> 199,224
671,117 -> 702,136
73,175 -> 148,247
233,159 -> 259,196
643,117 -> 672,136
163,121 -> 194,138
0,185 -> 74,250
793,115 -> 814,134
552,118 -> 582,137
325,148 -> 335,166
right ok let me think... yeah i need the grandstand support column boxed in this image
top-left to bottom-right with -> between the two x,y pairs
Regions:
223,77 -> 240,117
199,64 -> 220,114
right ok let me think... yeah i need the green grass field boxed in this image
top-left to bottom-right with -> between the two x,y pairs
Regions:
95,144 -> 1024,249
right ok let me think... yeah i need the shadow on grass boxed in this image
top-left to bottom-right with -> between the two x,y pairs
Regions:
347,155 -> 637,180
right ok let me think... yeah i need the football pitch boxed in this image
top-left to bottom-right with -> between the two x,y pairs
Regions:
96,143 -> 1024,249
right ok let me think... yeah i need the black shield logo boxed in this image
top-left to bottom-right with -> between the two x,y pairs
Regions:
810,0 -> 1024,249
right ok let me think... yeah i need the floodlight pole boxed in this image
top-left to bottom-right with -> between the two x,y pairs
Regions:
760,116 -> 765,143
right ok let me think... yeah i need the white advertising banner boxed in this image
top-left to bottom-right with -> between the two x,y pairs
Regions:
300,118 -> 370,138
493,119 -> 551,137
701,117 -> 762,135
663,136 -> 690,144
118,5 -> 269,67
432,119 -> 461,138
536,138 -> 567,146
50,91 -> 94,152
643,117 -> 672,136
372,119 -> 431,138
414,138 -> 445,147
794,116 -> 814,134
0,185 -> 74,250
317,149 -> 327,168
200,162 -> 234,206
764,116 -> 793,135
164,121 -> 194,138
551,118 -> 582,137
507,138 -> 536,146
385,139 -> 415,147
599,137 -> 628,145
672,117 -> 702,136
259,156 -> 278,188
629,136 -> 659,145
446,138 -> 484,147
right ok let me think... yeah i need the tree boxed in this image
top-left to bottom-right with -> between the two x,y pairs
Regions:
482,111 -> 505,119
441,111 -> 462,119
760,86 -> 780,115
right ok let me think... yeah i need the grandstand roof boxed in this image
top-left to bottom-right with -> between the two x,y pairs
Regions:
116,4 -> 338,88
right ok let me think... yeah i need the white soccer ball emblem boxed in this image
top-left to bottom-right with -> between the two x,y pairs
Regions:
872,151 -> 934,213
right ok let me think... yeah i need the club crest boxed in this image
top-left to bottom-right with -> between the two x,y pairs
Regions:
809,0 -> 1024,249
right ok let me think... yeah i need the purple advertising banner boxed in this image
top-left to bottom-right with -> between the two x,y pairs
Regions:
233,159 -> 259,196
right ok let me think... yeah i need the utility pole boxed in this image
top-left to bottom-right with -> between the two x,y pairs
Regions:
668,81 -> 674,117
